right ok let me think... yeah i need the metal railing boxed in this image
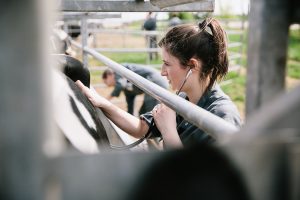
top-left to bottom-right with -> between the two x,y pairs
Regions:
81,27 -> 245,67
71,40 -> 239,143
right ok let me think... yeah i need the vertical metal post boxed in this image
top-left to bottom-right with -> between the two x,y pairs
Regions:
146,35 -> 150,64
237,17 -> 245,75
246,0 -> 290,116
81,17 -> 89,68
63,21 -> 69,34
290,145 -> 300,200
0,0 -> 51,199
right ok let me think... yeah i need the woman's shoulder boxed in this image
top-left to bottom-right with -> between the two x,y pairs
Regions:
199,84 -> 230,107
200,84 -> 242,127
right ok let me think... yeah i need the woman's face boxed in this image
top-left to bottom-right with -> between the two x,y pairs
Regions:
161,47 -> 189,91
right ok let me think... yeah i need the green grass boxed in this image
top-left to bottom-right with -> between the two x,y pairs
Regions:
221,71 -> 246,117
288,29 -> 300,61
222,71 -> 246,103
287,61 -> 300,79
228,34 -> 243,42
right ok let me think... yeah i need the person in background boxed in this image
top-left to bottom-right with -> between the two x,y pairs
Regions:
142,12 -> 158,60
102,63 -> 168,115
168,12 -> 182,27
76,18 -> 241,149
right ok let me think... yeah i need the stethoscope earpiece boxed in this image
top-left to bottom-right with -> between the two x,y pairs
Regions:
176,68 -> 193,95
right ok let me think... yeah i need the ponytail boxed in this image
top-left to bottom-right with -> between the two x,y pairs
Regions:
198,18 -> 229,89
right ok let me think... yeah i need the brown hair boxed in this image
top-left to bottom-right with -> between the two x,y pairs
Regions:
158,17 -> 228,90
102,68 -> 114,79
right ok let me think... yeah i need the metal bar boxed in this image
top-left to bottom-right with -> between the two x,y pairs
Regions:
89,29 -> 160,36
71,40 -> 238,142
95,47 -> 160,53
290,145 -> 300,200
92,48 -> 241,65
0,0 -> 50,199
228,42 -> 243,48
61,0 -> 214,12
246,0 -> 290,115
150,0 -> 206,8
228,65 -> 241,72
226,30 -> 244,35
232,85 -> 300,142
90,66 -> 107,71
236,17 -> 246,74
61,12 -> 121,20
90,64 -> 161,71
229,53 -> 242,60
224,136 -> 290,200
63,22 -> 69,33
92,29 -> 242,36
81,18 -> 89,67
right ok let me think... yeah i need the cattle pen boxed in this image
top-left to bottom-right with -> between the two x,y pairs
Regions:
1,1 -> 300,200
63,13 -> 246,114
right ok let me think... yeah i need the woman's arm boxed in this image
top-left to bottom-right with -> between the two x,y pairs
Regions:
152,104 -> 183,148
76,80 -> 149,138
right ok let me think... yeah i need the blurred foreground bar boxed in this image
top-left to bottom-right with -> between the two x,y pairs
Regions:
60,0 -> 214,12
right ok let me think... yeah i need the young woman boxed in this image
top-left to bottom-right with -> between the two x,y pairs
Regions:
75,18 -> 241,149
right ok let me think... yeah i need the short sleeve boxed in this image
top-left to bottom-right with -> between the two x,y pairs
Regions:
210,103 -> 242,128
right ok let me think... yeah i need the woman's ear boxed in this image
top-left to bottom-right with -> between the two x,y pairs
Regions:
188,58 -> 201,71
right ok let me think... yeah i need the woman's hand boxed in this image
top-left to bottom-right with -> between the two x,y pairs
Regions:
75,80 -> 110,108
152,104 -> 176,133
152,104 -> 182,148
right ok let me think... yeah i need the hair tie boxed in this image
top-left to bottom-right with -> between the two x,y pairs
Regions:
198,18 -> 213,32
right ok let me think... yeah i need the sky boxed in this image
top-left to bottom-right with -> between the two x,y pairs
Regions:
215,0 -> 249,15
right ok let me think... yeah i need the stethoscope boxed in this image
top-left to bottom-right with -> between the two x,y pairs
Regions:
110,68 -> 192,150
176,68 -> 192,95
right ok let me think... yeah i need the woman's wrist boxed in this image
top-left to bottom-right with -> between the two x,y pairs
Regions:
161,129 -> 183,148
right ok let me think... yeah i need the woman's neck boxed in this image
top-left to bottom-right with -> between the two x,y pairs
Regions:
185,78 -> 210,104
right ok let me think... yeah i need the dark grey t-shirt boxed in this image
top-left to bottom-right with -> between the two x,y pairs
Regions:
111,63 -> 168,97
140,84 -> 241,146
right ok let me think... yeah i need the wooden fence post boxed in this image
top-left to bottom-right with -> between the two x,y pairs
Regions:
0,0 -> 51,198
246,0 -> 290,116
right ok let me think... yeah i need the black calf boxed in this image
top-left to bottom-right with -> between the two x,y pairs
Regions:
54,54 -> 90,88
